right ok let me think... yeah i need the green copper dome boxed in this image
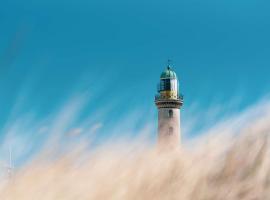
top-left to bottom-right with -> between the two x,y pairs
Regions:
160,66 -> 177,79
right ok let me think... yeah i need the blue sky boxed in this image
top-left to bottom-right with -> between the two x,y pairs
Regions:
0,0 -> 270,166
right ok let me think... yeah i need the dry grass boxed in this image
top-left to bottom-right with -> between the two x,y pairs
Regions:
2,100 -> 270,200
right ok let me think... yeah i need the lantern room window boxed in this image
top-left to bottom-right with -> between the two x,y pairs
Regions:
160,79 -> 178,91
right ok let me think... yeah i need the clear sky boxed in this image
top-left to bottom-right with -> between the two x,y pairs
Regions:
0,0 -> 270,165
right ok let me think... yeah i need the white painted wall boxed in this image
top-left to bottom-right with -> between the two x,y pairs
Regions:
158,108 -> 181,148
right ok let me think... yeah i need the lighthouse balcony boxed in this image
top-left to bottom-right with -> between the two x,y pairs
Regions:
155,94 -> 183,101
155,94 -> 184,108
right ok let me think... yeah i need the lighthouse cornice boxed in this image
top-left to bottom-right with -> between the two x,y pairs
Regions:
155,98 -> 183,109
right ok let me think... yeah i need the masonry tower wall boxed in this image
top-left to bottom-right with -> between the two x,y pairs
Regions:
158,108 -> 181,146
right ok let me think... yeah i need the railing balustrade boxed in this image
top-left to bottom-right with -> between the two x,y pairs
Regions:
155,94 -> 184,101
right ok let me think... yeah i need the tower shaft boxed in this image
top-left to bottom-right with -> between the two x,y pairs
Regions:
158,108 -> 181,147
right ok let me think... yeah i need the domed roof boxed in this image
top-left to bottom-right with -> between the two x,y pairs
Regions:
160,66 -> 177,79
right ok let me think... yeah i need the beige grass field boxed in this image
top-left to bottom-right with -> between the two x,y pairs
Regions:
1,101 -> 270,200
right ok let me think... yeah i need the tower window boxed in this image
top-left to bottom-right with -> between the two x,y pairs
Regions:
169,127 -> 173,135
168,110 -> 173,118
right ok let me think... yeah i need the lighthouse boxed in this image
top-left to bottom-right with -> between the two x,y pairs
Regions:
155,63 -> 183,148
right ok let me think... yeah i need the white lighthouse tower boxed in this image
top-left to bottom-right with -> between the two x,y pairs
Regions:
155,63 -> 183,148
